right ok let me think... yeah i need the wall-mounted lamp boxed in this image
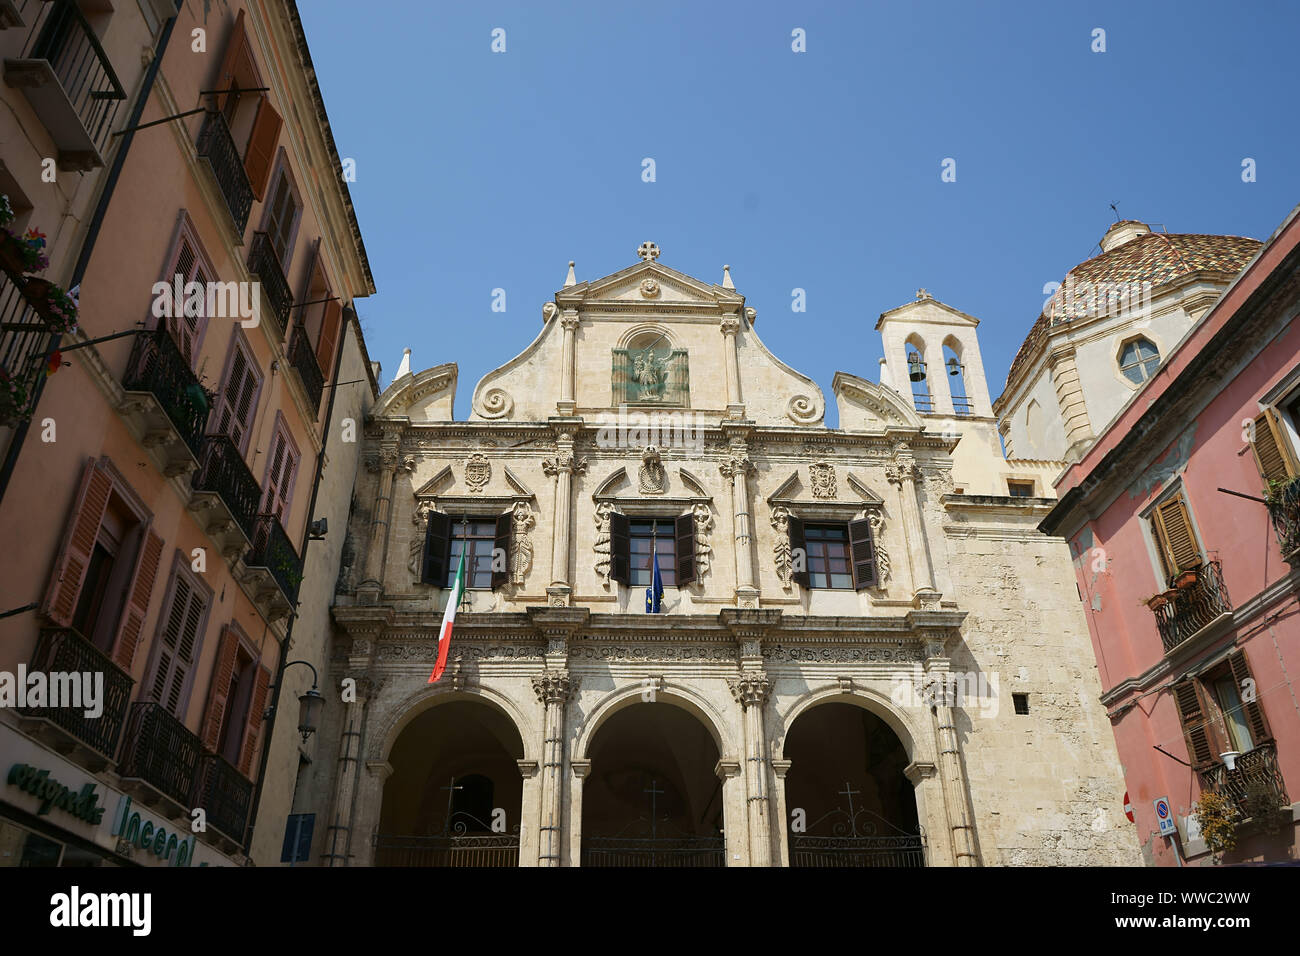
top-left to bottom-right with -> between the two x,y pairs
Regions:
308,517 -> 328,540
267,660 -> 324,744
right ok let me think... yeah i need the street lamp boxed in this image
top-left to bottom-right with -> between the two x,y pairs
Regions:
267,660 -> 324,744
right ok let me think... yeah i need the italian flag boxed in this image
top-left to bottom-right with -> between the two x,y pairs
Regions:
428,549 -> 465,683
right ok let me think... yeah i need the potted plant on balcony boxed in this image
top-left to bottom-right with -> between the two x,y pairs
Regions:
22,279 -> 78,335
1192,789 -> 1239,856
1174,567 -> 1201,589
0,364 -> 34,426
0,226 -> 49,276
1144,592 -> 1170,611
0,194 -> 12,227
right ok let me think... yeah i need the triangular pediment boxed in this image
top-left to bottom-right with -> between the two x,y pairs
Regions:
874,297 -> 981,331
557,261 -> 744,311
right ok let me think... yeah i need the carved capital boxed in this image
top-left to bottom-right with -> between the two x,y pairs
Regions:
727,673 -> 771,708
885,456 -> 920,485
560,311 -> 581,332
542,451 -> 587,476
531,669 -> 578,704
719,314 -> 741,335
719,455 -> 754,480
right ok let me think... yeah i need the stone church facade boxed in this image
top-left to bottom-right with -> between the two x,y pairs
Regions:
318,244 -> 1141,867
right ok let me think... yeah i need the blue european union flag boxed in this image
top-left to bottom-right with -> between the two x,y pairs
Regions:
645,547 -> 664,613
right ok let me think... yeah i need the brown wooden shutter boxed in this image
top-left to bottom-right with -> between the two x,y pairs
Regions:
674,512 -> 696,586
217,340 -> 260,452
421,510 -> 451,585
212,10 -> 246,113
147,567 -> 209,719
1251,408 -> 1298,486
42,459 -> 113,628
491,511 -> 512,590
609,511 -> 631,585
1173,679 -> 1216,769
168,237 -> 199,364
200,628 -> 241,751
788,514 -> 808,588
1153,495 -> 1201,579
239,664 -> 272,777
243,96 -> 282,201
315,299 -> 342,374
1228,650 -> 1271,744
111,528 -> 164,672
848,517 -> 877,591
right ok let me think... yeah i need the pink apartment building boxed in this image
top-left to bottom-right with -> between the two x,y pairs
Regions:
1041,202 -> 1300,865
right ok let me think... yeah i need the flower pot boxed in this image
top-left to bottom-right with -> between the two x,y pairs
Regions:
1175,570 -> 1199,589
0,232 -> 29,275
1146,595 -> 1169,611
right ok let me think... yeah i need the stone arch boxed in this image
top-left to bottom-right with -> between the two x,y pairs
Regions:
773,685 -> 927,765
617,322 -> 676,351
368,681 -> 539,764
575,681 -> 737,761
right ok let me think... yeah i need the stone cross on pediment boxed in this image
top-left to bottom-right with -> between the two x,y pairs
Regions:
637,241 -> 660,262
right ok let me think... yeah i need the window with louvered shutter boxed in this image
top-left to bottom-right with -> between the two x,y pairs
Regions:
609,511 -> 630,586
214,336 -> 262,453
243,96 -> 282,202
491,511 -> 512,590
1172,679 -> 1217,770
1152,494 -> 1202,583
674,512 -> 696,586
315,299 -> 342,374
1251,408 -> 1298,486
146,560 -> 211,720
421,511 -> 451,585
1227,651 -> 1271,745
848,518 -> 877,591
788,514 -> 809,588
261,419 -> 299,521
265,168 -> 298,267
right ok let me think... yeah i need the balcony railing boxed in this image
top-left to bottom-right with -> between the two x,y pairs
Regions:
911,391 -> 933,413
191,752 -> 252,844
286,322 -> 324,413
191,434 -> 261,542
1150,560 -> 1232,653
373,833 -> 520,868
18,627 -> 133,759
118,701 -> 202,807
196,111 -> 254,234
952,394 -> 974,416
247,232 -> 292,339
4,0 -> 127,167
247,512 -> 302,604
122,328 -> 211,458
0,268 -> 49,426
1199,742 -> 1290,822
1267,478 -> 1300,565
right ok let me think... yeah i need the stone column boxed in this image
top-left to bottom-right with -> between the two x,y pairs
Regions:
1047,347 -> 1093,460
516,760 -> 540,866
357,439 -> 413,603
923,639 -> 979,866
542,434 -> 587,607
323,668 -> 383,866
716,758 -> 743,865
720,451 -> 758,608
886,449 -> 940,609
569,759 -> 591,866
729,671 -> 773,867
531,669 -> 578,867
720,312 -> 745,420
557,309 -> 579,416
904,759 -> 947,866
771,758 -> 792,867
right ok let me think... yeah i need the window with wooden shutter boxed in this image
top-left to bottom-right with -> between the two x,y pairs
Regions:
243,97 -> 282,201
674,512 -> 696,586
212,10 -> 247,115
609,511 -> 631,586
261,416 -> 300,522
264,167 -> 298,267
848,517 -> 877,591
1250,408 -> 1298,487
421,510 -> 452,585
200,627 -> 241,752
1227,651 -> 1271,745
788,514 -> 809,588
238,664 -> 272,777
145,559 -> 212,720
214,334 -> 262,453
110,527 -> 164,673
42,459 -> 114,628
1173,679 -> 1218,770
491,511 -> 512,590
1152,494 -> 1202,583
315,299 -> 342,374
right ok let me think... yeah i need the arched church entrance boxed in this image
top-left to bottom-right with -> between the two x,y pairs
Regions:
581,702 -> 725,867
784,702 -> 924,866
376,699 -> 524,866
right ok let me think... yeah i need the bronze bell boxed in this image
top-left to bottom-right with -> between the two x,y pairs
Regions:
907,352 -> 926,382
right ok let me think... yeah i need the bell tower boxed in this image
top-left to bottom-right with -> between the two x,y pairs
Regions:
876,290 -> 993,420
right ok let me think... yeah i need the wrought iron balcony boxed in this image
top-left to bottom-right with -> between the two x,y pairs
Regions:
18,627 -> 133,761
952,394 -> 974,416
0,268 -> 48,427
287,322 -> 324,413
191,434 -> 261,542
373,832 -> 520,867
1199,742 -> 1290,822
3,0 -> 127,169
121,328 -> 211,462
196,111 -> 253,234
247,512 -> 302,605
118,701 -> 202,808
912,391 -> 934,413
1150,560 -> 1232,654
1267,478 -> 1300,566
247,232 -> 293,339
191,752 -> 252,844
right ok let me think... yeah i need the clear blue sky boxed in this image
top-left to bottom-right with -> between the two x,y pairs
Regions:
299,0 -> 1299,427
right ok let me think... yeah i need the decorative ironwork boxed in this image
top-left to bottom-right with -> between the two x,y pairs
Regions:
122,328 -> 211,457
21,0 -> 127,156
581,777 -> 725,867
952,394 -> 974,416
0,268 -> 49,426
247,232 -> 293,339
1150,560 -> 1231,653
373,830 -> 520,868
286,323 -> 324,413
118,701 -> 202,807
1199,742 -> 1290,822
789,781 -> 926,868
196,111 -> 253,233
191,752 -> 252,843
247,512 -> 302,604
191,434 -> 261,541
911,391 -> 934,413
1267,478 -> 1300,565
18,627 -> 133,758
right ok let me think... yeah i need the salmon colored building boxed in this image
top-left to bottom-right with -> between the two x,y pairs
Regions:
0,1 -> 374,867
1041,202 -> 1300,865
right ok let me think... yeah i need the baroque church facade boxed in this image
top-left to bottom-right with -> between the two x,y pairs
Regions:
318,243 -> 1141,867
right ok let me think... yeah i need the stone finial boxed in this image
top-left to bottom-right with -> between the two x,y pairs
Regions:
564,260 -> 577,287
722,264 -> 735,289
394,347 -> 411,381
637,241 -> 660,262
